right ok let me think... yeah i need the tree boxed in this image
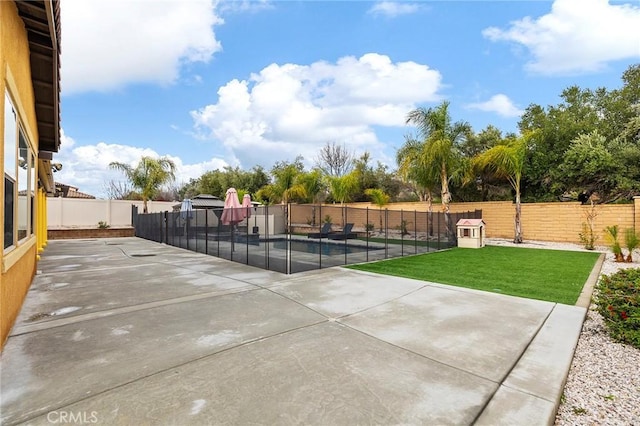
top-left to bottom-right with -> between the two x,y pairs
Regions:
109,156 -> 176,213
295,169 -> 326,225
295,169 -> 325,204
103,180 -> 137,200
350,152 -> 402,202
458,125 -> 511,201
327,172 -> 359,226
396,136 -> 439,235
365,188 -> 389,232
474,134 -> 530,243
405,101 -> 470,239
518,64 -> 640,201
555,130 -> 619,198
315,141 -> 354,177
263,157 -> 306,204
326,173 -> 358,205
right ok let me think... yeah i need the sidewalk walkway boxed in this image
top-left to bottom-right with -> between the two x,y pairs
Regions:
1,238 -> 587,425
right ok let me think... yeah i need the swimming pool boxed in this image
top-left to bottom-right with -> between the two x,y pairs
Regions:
271,239 -> 379,256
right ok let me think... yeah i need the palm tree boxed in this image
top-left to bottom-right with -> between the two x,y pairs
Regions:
296,169 -> 325,204
473,134 -> 530,243
271,163 -> 303,204
327,173 -> 358,226
396,136 -> 439,236
364,188 -> 389,232
405,101 -> 470,239
295,169 -> 325,225
109,156 -> 176,213
327,173 -> 358,205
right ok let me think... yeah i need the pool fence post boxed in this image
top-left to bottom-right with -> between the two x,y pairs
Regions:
344,205 -> 348,266
437,211 -> 441,249
318,204 -> 322,270
401,209 -> 404,257
246,214 -> 249,265
287,203 -> 291,274
414,209 -> 417,254
366,207 -> 369,262
265,204 -> 269,270
385,208 -> 388,259
205,209 -> 208,255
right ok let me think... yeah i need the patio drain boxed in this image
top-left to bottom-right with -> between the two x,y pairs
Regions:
130,253 -> 157,257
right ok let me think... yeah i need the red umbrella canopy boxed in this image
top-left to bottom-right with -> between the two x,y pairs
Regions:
221,188 -> 244,225
242,194 -> 252,219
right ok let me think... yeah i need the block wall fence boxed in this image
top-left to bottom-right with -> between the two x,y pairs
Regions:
46,197 -> 639,245
291,197 -> 640,244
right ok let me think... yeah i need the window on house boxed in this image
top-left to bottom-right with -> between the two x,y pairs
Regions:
4,90 -> 35,251
463,228 -> 470,237
18,131 -> 29,241
4,92 -> 17,250
30,151 -> 36,236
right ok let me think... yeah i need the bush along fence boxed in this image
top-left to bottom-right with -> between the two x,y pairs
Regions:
132,204 -> 482,274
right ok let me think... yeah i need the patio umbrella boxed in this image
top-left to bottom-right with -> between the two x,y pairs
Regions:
221,188 -> 243,225
242,194 -> 252,219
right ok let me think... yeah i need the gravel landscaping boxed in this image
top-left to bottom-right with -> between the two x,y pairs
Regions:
485,239 -> 640,425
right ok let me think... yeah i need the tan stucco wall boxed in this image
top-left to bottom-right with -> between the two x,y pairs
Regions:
1,0 -> 40,348
291,200 -> 637,245
1,245 -> 35,346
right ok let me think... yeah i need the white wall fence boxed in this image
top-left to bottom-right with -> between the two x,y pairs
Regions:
47,198 -> 176,229
47,198 -> 287,235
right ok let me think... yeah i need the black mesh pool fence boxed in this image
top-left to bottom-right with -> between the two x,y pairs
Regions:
132,204 -> 482,274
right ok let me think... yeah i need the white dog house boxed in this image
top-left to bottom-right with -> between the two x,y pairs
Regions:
456,219 -> 486,248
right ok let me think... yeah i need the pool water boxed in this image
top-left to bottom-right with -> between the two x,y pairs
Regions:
271,240 -> 378,256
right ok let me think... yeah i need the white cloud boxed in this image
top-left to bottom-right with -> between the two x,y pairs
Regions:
55,131 -> 228,198
218,0 -> 272,14
368,2 -> 421,18
466,94 -> 524,118
61,0 -> 223,94
191,53 -> 443,169
483,0 -> 640,75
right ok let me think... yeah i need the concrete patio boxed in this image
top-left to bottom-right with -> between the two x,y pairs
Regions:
0,237 -> 588,425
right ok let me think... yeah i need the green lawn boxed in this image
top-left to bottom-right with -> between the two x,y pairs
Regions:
347,245 -> 600,305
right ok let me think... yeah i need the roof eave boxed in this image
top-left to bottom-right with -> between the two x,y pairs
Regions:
16,0 -> 61,153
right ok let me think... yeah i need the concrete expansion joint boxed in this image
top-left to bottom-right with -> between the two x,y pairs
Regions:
10,287 -> 258,337
471,305 -> 556,424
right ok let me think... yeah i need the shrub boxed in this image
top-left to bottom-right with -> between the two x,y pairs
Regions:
579,201 -> 598,250
97,221 -> 110,229
579,223 -> 597,250
365,223 -> 375,232
595,268 -> 640,348
397,220 -> 411,236
604,225 -> 624,262
323,215 -> 332,225
624,228 -> 639,262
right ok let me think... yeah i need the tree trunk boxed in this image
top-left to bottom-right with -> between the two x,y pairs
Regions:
427,193 -> 433,237
441,167 -> 452,241
514,191 -> 523,243
143,197 -> 149,214
379,208 -> 383,233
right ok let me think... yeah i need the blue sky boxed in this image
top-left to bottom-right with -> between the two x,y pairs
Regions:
56,0 -> 640,198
